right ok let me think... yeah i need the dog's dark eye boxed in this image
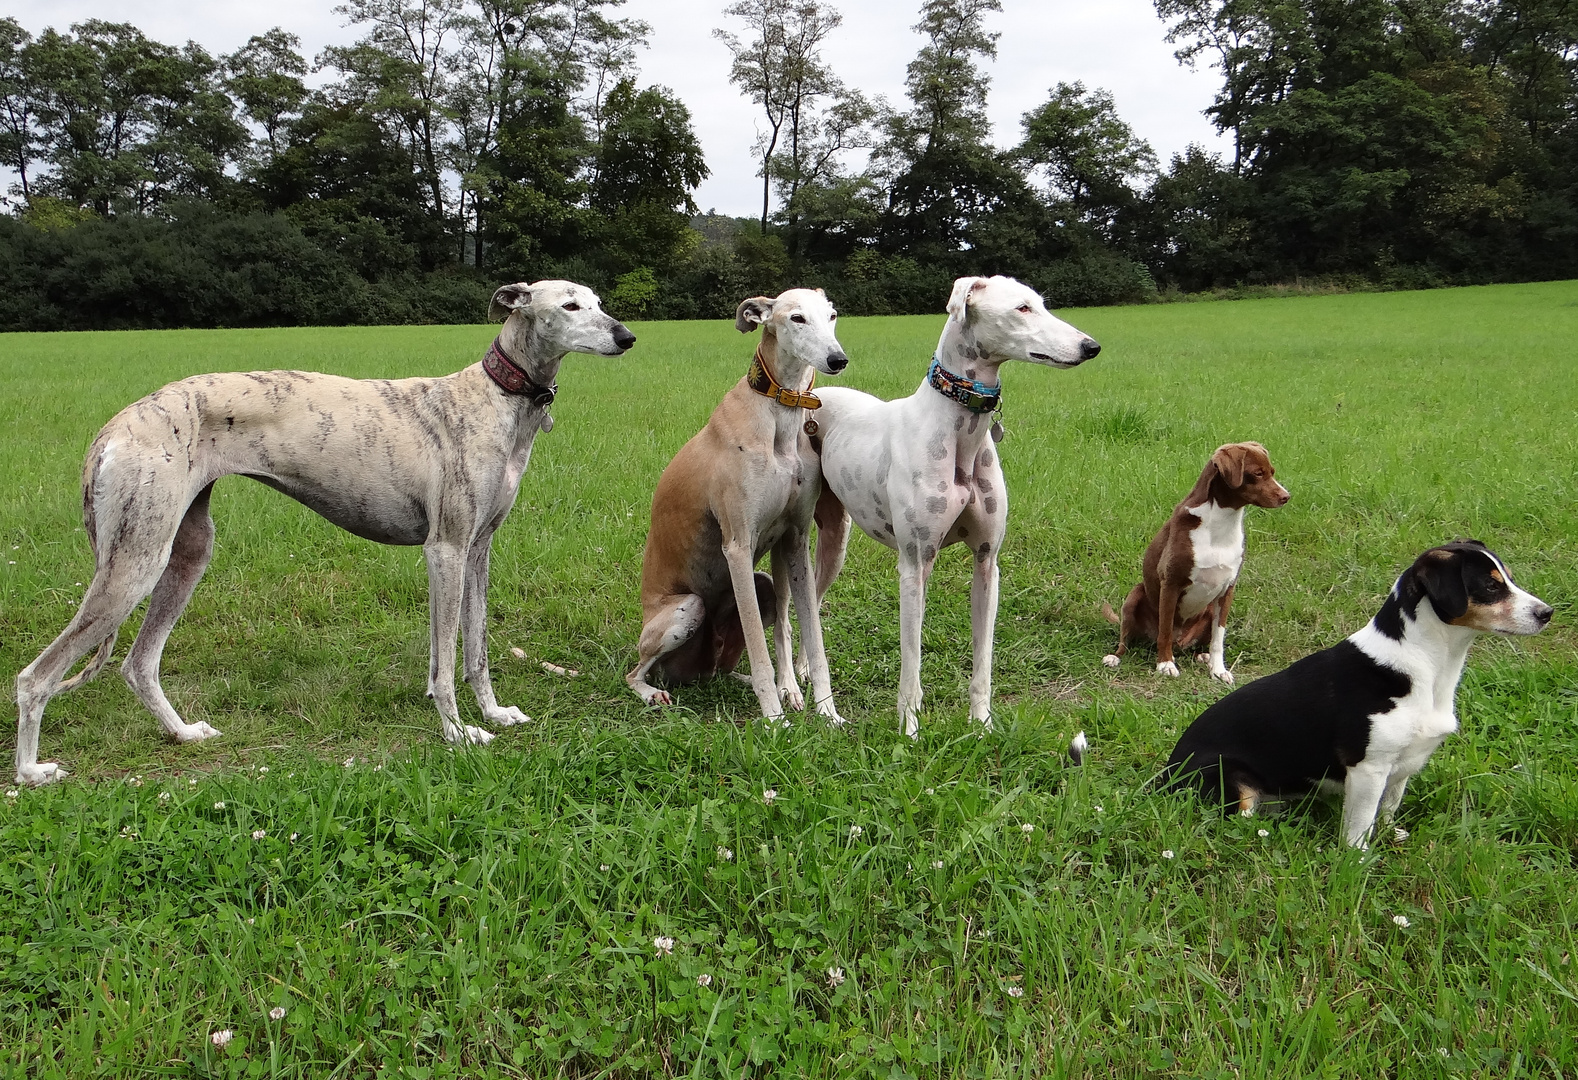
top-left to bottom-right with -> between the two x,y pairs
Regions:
1016,304 -> 1032,313
790,314 -> 807,324
829,312 -> 838,320
563,302 -> 580,311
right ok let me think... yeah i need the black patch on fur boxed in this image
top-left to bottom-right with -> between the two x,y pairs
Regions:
1373,540 -> 1499,641
1164,640 -> 1410,809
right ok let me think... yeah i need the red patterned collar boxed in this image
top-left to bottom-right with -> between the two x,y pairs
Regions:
482,337 -> 557,406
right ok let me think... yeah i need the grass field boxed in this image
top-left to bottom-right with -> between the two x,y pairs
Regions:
1,281 -> 1577,1077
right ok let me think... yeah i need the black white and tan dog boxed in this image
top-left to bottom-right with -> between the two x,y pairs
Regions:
14,281 -> 635,785
1163,541 -> 1552,847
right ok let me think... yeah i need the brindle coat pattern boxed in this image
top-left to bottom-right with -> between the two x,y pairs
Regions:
13,280 -> 635,786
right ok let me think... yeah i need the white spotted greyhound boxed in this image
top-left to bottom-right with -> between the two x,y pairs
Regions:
805,276 -> 1101,737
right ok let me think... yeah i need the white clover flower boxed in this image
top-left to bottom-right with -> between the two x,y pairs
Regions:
188,778 -> 198,787
343,756 -> 355,768
925,787 -> 935,796
931,860 -> 944,869
1021,823 -> 1034,835
158,791 -> 172,803
826,967 -> 845,988
4,790 -> 17,800
1162,849 -> 1175,860
289,833 -> 299,842
1394,827 -> 1410,841
268,1006 -> 286,1021
653,935 -> 675,956
373,765 -> 382,772
213,801 -> 225,810
761,789 -> 777,806
1007,985 -> 1025,998
257,766 -> 269,774
210,1029 -> 234,1048
126,776 -> 143,788
849,825 -> 863,838
1257,829 -> 1269,838
1393,914 -> 1410,928
246,918 -> 255,925
1093,805 -> 1104,813
252,829 -> 266,840
717,846 -> 733,861
697,974 -> 713,988
599,864 -> 610,872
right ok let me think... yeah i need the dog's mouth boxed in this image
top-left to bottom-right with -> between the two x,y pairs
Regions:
1032,352 -> 1084,367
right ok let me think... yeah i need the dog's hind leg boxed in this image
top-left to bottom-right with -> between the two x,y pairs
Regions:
460,538 -> 530,728
797,485 -> 850,682
779,528 -> 842,724
121,483 -> 223,744
426,541 -> 492,746
627,594 -> 706,706
1102,584 -> 1147,670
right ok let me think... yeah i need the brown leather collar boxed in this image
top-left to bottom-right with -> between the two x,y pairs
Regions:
482,337 -> 557,407
746,347 -> 820,409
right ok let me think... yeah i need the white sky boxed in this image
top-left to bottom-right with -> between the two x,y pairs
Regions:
8,0 -> 1230,217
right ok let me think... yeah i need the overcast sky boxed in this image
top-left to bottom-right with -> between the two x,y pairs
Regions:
8,0 -> 1230,216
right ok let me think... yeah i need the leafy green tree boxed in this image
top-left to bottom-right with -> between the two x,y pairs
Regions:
1017,81 -> 1157,229
223,29 -> 308,162
590,78 -> 708,272
0,18 -> 39,204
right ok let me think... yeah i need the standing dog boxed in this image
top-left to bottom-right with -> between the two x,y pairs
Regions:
1164,541 -> 1551,847
627,289 -> 847,722
13,280 -> 635,786
1102,442 -> 1289,683
807,276 -> 1100,737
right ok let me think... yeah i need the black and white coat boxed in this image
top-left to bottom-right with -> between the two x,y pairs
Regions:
1164,541 -> 1552,847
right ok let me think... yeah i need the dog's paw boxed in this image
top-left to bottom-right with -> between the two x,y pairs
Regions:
16,762 -> 68,787
1101,654 -> 1121,669
779,686 -> 805,712
443,723 -> 495,746
817,699 -> 847,726
642,688 -> 673,706
1196,653 -> 1211,665
487,705 -> 532,727
173,721 -> 223,744
1210,668 -> 1235,685
1157,661 -> 1180,678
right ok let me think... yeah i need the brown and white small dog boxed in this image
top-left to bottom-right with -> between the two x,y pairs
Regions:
626,289 -> 847,722
1102,442 -> 1289,683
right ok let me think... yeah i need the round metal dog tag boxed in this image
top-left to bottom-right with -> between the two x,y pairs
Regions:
540,412 -> 554,433
990,420 -> 1005,443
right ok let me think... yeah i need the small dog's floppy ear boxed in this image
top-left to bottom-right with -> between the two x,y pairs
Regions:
736,296 -> 775,333
1211,444 -> 1247,488
946,277 -> 989,326
490,283 -> 533,322
1415,548 -> 1470,622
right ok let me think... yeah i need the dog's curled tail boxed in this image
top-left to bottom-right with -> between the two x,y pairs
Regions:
1068,730 -> 1089,766
56,633 -> 116,693
1100,602 -> 1120,625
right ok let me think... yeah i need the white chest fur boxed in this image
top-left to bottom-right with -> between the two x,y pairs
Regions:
1178,501 -> 1245,620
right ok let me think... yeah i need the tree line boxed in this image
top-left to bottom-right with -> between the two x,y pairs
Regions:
1,0 -> 1575,330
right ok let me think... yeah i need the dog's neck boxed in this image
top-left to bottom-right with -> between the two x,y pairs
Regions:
493,319 -> 567,397
1352,594 -> 1477,710
756,331 -> 817,396
933,319 -> 1005,388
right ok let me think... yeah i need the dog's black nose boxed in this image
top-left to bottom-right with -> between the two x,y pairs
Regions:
612,324 -> 637,351
1535,603 -> 1554,626
1080,338 -> 1101,360
826,350 -> 849,373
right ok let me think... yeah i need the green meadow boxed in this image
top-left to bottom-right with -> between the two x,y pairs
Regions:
1,281 -> 1576,1077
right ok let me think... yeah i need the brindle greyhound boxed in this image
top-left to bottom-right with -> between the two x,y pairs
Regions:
13,280 -> 634,786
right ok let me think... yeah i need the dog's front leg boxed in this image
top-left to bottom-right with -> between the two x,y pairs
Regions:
968,544 -> 1000,728
1206,583 -> 1236,684
780,529 -> 843,724
1155,583 -> 1182,677
1341,764 -> 1389,848
461,538 -> 531,728
896,554 -> 932,739
769,548 -> 804,711
723,536 -> 784,722
426,540 -> 493,746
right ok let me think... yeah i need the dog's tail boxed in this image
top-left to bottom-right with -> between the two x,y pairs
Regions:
56,632 -> 117,693
1100,602 -> 1120,625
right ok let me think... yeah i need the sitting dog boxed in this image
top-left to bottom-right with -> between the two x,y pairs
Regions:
1163,540 -> 1551,847
627,289 -> 847,722
1102,442 -> 1289,683
14,280 -> 635,786
806,275 -> 1100,737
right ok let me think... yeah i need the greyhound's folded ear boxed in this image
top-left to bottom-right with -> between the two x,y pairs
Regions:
736,296 -> 775,333
1211,444 -> 1247,488
946,277 -> 990,326
490,283 -> 534,322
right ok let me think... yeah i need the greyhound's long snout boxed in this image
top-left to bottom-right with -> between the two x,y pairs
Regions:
611,324 -> 637,352
826,350 -> 849,373
1080,338 -> 1101,361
